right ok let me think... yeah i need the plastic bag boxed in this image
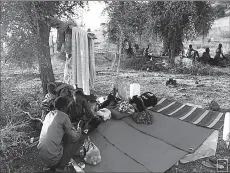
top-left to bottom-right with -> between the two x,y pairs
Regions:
83,137 -> 102,165
97,108 -> 111,121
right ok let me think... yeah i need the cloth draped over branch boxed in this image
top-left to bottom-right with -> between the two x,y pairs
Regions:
46,16 -> 97,95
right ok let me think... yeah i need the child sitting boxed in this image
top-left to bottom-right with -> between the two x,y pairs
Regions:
66,90 -> 102,133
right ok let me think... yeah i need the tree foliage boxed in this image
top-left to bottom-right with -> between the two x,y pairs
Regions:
104,1 -> 215,59
1,1 -> 84,66
148,1 -> 214,57
103,1 -> 149,46
1,1 -> 85,94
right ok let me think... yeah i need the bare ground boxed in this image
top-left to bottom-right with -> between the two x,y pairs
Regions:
1,54 -> 230,173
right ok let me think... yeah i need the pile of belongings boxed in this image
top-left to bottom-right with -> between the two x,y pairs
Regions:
98,87 -> 158,125
41,81 -> 159,125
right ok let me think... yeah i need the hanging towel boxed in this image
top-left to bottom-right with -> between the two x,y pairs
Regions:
72,27 -> 90,95
88,37 -> 96,89
82,30 -> 90,95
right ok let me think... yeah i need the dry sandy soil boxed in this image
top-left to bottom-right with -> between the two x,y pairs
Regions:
1,54 -> 229,173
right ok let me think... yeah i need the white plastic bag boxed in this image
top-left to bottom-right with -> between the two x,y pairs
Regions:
84,138 -> 102,165
97,108 -> 111,121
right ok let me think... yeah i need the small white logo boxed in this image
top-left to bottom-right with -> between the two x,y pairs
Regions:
217,159 -> 228,172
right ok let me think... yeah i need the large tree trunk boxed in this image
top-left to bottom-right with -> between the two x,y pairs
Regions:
163,37 -> 170,55
163,33 -> 183,65
37,20 -> 55,95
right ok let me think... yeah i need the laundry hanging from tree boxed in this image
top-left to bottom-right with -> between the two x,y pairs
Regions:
58,22 -> 97,95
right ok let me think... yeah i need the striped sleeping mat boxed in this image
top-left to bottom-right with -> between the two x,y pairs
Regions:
150,98 -> 225,130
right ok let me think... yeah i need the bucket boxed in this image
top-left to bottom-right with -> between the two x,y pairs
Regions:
130,83 -> 140,98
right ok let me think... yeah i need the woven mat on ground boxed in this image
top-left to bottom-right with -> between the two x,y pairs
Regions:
123,112 -> 213,153
150,98 -> 225,130
85,118 -> 212,172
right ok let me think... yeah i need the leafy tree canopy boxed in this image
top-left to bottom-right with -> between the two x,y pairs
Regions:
1,1 -> 85,66
104,1 -> 215,58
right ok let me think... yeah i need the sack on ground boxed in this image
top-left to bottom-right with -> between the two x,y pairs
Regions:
132,110 -> 154,124
140,92 -> 158,108
83,137 -> 101,165
209,100 -> 220,111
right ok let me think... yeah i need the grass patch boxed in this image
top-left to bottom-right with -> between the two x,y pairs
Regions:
0,67 -> 44,172
121,58 -> 230,77
171,63 -> 230,76
120,58 -> 168,72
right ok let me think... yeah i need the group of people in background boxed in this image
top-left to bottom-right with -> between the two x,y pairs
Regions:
131,41 -> 228,67
186,43 -> 227,66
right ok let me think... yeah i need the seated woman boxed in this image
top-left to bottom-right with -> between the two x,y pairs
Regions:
66,90 -> 102,133
186,44 -> 199,62
211,44 -> 227,66
200,48 -> 212,64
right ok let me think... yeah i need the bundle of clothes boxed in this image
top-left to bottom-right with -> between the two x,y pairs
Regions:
98,88 -> 158,124
39,81 -> 158,172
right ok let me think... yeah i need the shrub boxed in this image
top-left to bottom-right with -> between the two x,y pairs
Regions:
213,4 -> 227,18
170,62 -> 229,76
120,57 -> 168,72
120,57 -> 229,76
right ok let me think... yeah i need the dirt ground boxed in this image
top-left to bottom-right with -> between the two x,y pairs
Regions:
1,54 -> 230,173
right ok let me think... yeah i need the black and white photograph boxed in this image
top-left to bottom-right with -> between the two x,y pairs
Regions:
1,1 -> 230,173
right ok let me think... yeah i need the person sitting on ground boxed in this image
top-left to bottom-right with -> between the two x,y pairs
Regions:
66,90 -> 102,133
200,48 -> 212,64
211,44 -> 227,66
186,44 -> 199,61
37,96 -> 83,172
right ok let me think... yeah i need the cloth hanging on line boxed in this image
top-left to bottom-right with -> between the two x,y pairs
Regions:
63,53 -> 73,84
88,38 -> 96,88
71,27 -> 96,95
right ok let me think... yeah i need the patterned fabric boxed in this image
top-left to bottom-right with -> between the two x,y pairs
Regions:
151,98 -> 225,130
132,110 -> 154,124
63,27 -> 96,94
117,101 -> 135,114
